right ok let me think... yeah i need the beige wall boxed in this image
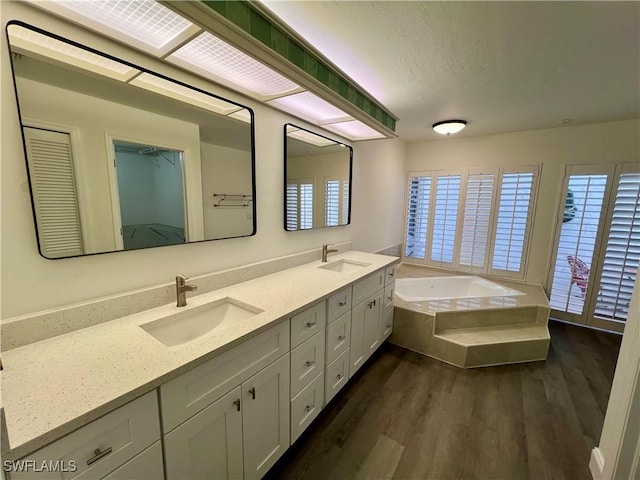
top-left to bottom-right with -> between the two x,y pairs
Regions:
200,142 -> 253,239
406,119 -> 640,286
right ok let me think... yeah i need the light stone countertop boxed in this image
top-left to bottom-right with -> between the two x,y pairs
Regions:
0,251 -> 398,460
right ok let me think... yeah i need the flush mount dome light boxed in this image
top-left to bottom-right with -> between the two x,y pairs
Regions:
432,120 -> 467,135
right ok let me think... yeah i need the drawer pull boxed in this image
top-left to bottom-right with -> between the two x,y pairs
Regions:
337,374 -> 344,380
305,360 -> 315,367
87,447 -> 112,466
389,272 -> 395,278
305,404 -> 314,412
234,399 -> 241,412
368,299 -> 376,309
338,335 -> 345,341
306,321 -> 316,328
386,324 -> 392,329
338,301 -> 347,307
249,387 -> 256,400
387,296 -> 393,301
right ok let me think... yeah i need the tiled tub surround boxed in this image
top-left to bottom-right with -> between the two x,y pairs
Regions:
0,250 -> 397,460
390,264 -> 551,368
1,242 -> 351,351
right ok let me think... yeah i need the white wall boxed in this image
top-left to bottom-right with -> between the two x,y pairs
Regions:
351,137 -> 407,252
406,119 -> 640,286
1,2 -> 381,318
200,142 -> 253,239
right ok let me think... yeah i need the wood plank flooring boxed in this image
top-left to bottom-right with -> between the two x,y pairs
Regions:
266,321 -> 622,480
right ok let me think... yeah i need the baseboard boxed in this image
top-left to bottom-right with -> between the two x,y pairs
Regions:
589,447 -> 605,479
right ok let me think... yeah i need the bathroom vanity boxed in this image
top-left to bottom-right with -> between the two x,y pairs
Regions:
1,251 -> 398,480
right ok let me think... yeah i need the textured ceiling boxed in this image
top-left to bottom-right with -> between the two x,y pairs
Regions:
261,1 -> 640,142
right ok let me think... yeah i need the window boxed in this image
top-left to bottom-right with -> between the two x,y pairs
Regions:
324,179 -> 349,227
404,167 -> 538,278
286,181 -> 313,230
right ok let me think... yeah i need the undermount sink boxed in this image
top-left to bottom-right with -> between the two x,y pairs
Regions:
318,259 -> 371,273
140,297 -> 262,347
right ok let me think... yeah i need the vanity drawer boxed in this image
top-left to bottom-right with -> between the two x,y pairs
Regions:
325,311 -> 351,364
13,391 -> 160,480
327,288 -> 352,324
290,301 -> 326,348
383,284 -> 395,313
385,264 -> 397,285
103,441 -> 164,480
352,271 -> 384,306
291,330 -> 325,398
325,349 -> 349,405
291,372 -> 324,443
380,308 -> 394,341
161,320 -> 289,432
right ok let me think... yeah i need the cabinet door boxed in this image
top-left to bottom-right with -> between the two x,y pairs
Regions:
363,290 -> 382,361
350,300 -> 366,378
380,308 -> 394,342
164,387 -> 243,480
103,442 -> 164,480
242,354 -> 290,480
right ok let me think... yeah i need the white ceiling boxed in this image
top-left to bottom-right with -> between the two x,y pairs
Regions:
261,1 -> 640,142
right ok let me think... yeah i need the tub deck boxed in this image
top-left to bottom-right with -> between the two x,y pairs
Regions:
389,264 -> 551,368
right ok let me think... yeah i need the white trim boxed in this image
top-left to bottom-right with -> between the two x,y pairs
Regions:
590,447 -> 605,479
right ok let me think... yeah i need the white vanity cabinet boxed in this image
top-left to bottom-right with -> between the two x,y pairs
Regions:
161,321 -> 290,480
11,391 -> 161,480
350,289 -> 383,377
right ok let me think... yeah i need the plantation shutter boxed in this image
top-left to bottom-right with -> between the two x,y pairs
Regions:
405,175 -> 431,259
341,180 -> 350,224
325,180 -> 340,226
286,183 -> 298,230
595,171 -> 640,322
459,172 -> 494,271
24,127 -> 83,258
299,183 -> 313,229
549,172 -> 609,315
430,174 -> 461,265
490,171 -> 536,276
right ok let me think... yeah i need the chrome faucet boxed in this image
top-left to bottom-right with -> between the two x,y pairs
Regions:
176,275 -> 197,307
322,243 -> 338,262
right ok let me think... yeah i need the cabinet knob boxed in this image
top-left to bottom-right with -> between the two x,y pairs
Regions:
305,360 -> 315,367
338,335 -> 345,341
87,447 -> 112,466
386,324 -> 392,329
338,301 -> 346,307
306,321 -> 316,328
233,399 -> 241,411
337,374 -> 344,380
305,404 -> 314,412
249,387 -> 256,400
389,272 -> 395,278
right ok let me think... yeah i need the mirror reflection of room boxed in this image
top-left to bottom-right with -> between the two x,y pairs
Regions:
7,23 -> 255,259
285,124 -> 352,231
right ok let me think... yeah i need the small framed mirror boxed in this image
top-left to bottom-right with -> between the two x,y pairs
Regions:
7,22 -> 256,259
284,124 -> 352,231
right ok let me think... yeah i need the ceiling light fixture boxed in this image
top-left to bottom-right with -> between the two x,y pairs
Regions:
432,120 -> 467,136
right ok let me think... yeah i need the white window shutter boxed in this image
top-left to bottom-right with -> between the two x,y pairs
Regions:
341,179 -> 350,224
286,183 -> 298,230
405,175 -> 431,259
595,172 -> 640,321
459,172 -> 494,271
299,183 -> 313,229
24,127 -> 83,258
325,180 -> 340,227
431,174 -> 461,265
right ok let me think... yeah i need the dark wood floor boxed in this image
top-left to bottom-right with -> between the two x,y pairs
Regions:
266,321 -> 622,480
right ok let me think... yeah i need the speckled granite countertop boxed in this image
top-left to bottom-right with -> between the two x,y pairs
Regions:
0,251 -> 398,460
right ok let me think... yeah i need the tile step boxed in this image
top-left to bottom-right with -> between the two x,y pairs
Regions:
434,324 -> 549,347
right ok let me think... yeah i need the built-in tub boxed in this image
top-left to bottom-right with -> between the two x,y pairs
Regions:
395,275 -> 525,303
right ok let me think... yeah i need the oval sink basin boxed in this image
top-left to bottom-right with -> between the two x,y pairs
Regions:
318,259 -> 371,273
140,297 -> 262,347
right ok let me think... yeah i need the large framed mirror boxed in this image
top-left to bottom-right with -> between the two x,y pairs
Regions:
6,22 -> 256,259
284,124 -> 352,231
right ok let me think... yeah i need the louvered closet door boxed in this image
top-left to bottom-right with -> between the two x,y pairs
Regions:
24,127 -> 84,258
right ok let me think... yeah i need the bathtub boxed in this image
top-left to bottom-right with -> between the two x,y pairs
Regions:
395,275 -> 524,302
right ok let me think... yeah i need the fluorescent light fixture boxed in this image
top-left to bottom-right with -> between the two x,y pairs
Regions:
268,91 -> 351,123
168,31 -> 300,98
7,24 -> 139,82
129,73 -> 239,115
228,108 -> 252,123
287,128 -> 336,147
432,120 -> 467,135
30,0 -> 199,55
323,120 -> 385,141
